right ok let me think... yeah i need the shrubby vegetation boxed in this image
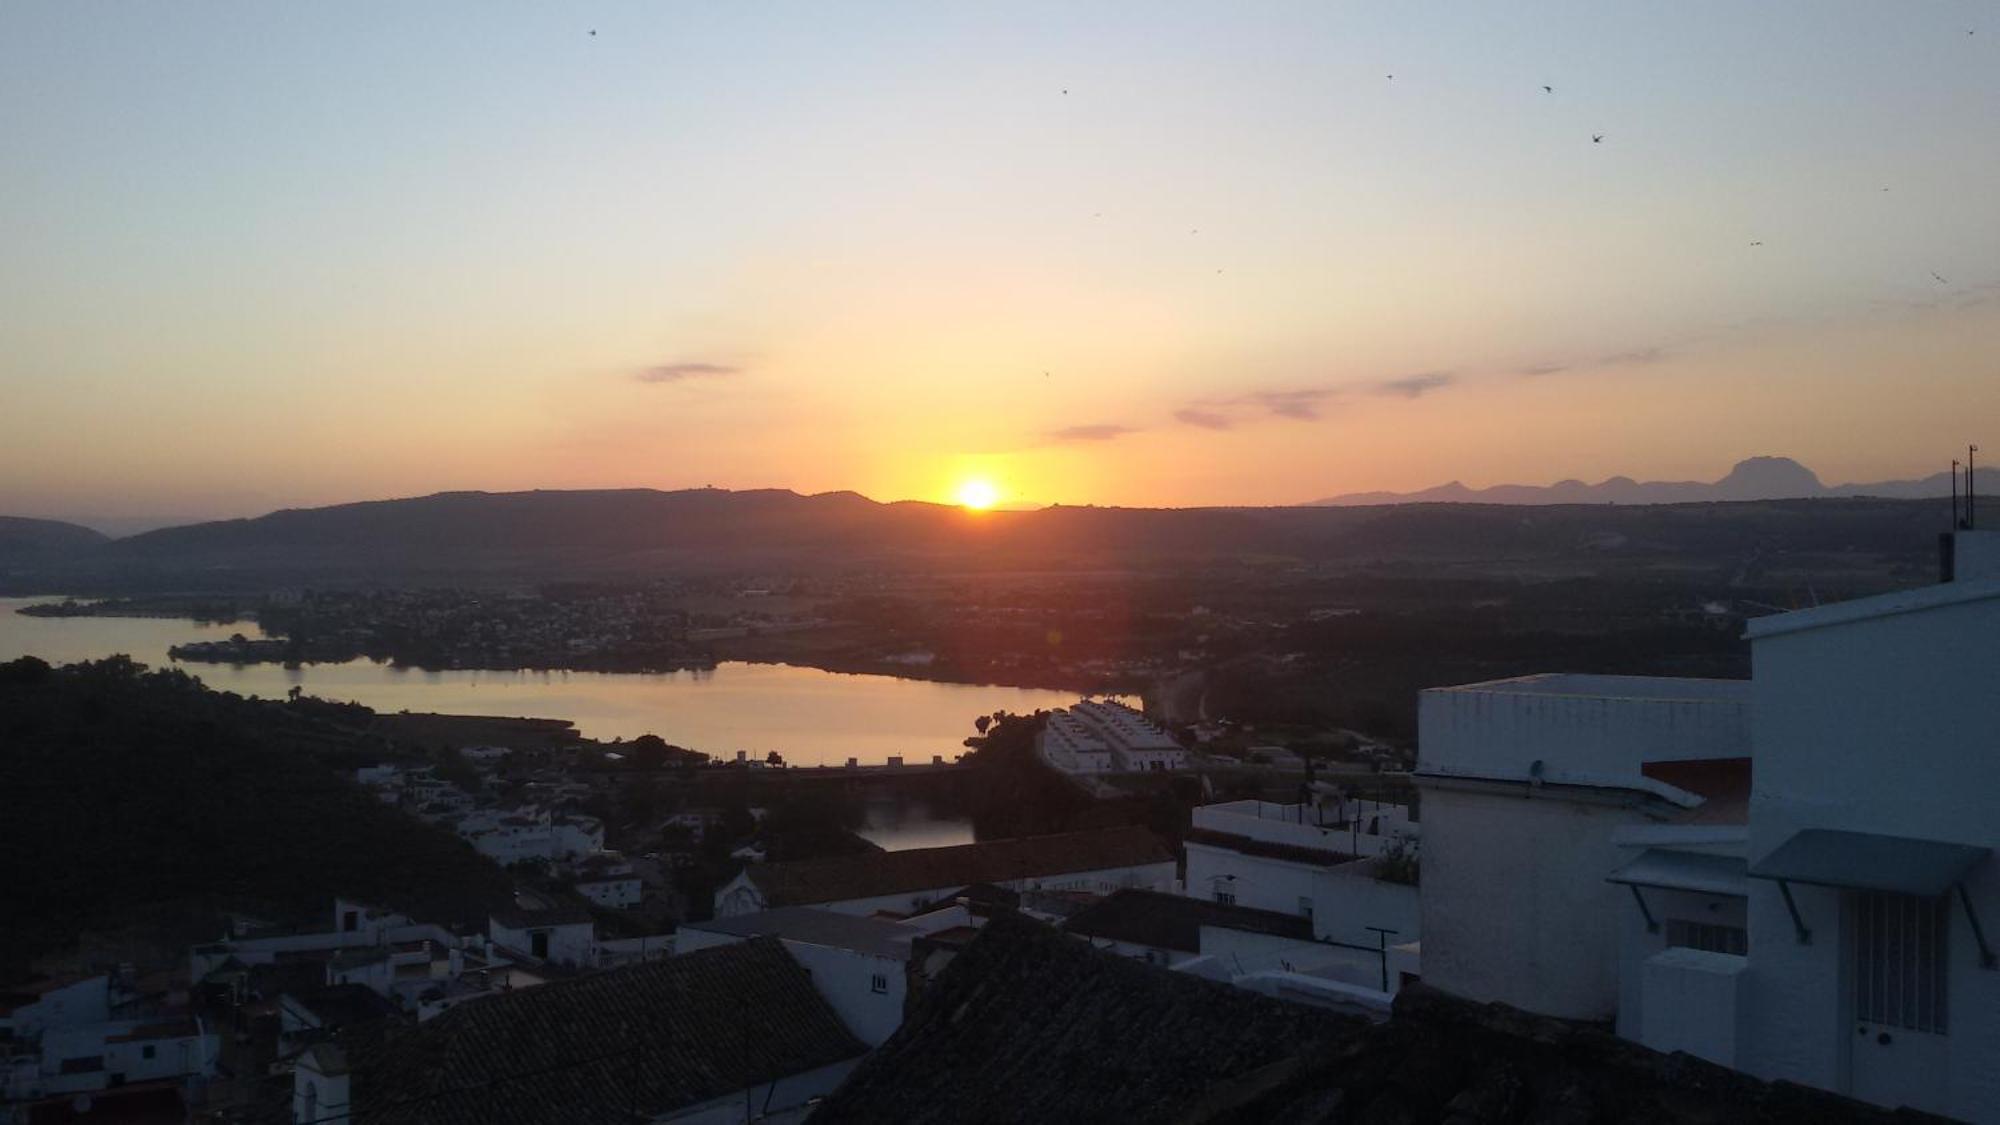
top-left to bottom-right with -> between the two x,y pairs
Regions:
0,656 -> 512,979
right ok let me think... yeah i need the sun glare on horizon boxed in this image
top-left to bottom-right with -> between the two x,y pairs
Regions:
955,478 -> 1001,510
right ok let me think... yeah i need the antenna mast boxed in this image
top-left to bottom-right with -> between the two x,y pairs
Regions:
1972,445 -> 1981,531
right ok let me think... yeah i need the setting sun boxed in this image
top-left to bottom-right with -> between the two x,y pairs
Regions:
955,478 -> 1001,510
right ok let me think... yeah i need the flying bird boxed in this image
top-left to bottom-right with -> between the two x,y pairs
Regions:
1933,272 -> 1949,284
1542,85 -> 1553,93
1750,241 -> 1763,246
1386,74 -> 1394,80
588,29 -> 596,36
1592,133 -> 1604,143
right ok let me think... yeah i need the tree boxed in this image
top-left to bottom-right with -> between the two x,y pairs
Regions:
974,715 -> 991,735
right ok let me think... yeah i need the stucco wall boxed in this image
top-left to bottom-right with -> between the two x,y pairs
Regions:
1417,785 -> 1639,1020
1420,680 -> 1750,780
1742,585 -> 2000,1120
1312,865 -> 1421,948
1186,842 -> 1318,918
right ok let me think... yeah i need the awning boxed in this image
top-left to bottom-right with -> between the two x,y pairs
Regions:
1607,849 -> 1748,898
1748,829 -> 1989,898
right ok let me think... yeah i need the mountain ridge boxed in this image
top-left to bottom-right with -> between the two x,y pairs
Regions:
1308,456 -> 1956,507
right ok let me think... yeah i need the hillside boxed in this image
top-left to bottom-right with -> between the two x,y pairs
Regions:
1,485 -> 1984,593
0,515 -> 108,564
0,657 -> 513,978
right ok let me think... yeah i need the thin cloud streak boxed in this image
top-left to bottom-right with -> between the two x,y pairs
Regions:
635,362 -> 741,384
1045,423 -> 1139,443
1174,408 -> 1234,430
1375,371 -> 1455,398
1237,388 -> 1338,420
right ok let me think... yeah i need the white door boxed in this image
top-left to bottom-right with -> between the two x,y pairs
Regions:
1848,892 -> 1951,1114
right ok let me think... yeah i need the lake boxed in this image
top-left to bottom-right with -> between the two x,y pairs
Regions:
0,597 -> 1093,770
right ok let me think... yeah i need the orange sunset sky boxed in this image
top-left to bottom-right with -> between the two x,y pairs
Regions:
3,3 -> 1997,528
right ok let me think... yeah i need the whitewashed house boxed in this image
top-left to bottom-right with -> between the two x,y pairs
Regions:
1416,530 -> 2000,1122
1038,710 -> 1116,774
568,852 -> 643,908
677,907 -> 919,1046
1414,673 -> 1753,1021
488,900 -> 597,969
714,826 -> 1176,918
1696,531 -> 1998,1119
0,974 -> 219,1104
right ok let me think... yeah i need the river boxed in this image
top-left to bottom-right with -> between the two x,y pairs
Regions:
0,597 -> 1091,771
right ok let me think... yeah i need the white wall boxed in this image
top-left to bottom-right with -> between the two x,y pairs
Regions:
1740,582 -> 2000,1120
1312,863 -> 1421,949
1639,948 -> 1745,1068
1,976 -> 110,1037
1613,885 -> 1746,1043
577,877 -> 642,908
1186,842 -> 1318,918
1420,677 -> 1750,780
1417,785 -> 1642,1021
489,919 -> 596,968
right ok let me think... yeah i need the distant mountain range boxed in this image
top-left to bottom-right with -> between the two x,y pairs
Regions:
0,479 -> 1981,594
1308,457 -> 1957,507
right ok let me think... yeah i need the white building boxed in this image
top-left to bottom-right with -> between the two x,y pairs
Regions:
677,907 -> 919,1046
488,900 -> 597,969
1416,531 -> 2000,1121
1037,700 -> 1188,774
714,826 -> 1177,918
458,808 -> 605,864
1721,533 -> 1998,1118
1414,673 -> 1751,1021
0,974 -> 219,1104
1038,711 -> 1116,773
569,853 -> 644,908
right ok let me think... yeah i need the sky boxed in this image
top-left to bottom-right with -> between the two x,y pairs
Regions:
4,2 -> 1998,529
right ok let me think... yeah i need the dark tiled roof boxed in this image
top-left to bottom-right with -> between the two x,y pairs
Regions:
1064,889 -> 1312,954
1184,827 -> 1356,867
815,915 -> 1923,1125
744,826 -> 1172,907
813,913 -> 1357,1124
348,939 -> 864,1124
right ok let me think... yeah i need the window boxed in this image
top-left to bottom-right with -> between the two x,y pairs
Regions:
1214,890 -> 1235,906
1665,919 -> 1748,956
142,1045 -> 156,1060
1856,891 -> 1948,1034
870,973 -> 889,994
1298,896 -> 1314,922
59,1056 -> 104,1075
530,930 -> 550,959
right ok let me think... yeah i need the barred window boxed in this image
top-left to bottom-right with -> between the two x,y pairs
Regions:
1665,918 -> 1748,956
1855,892 -> 1948,1034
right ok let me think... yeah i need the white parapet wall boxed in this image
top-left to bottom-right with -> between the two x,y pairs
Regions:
1419,674 -> 1751,781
